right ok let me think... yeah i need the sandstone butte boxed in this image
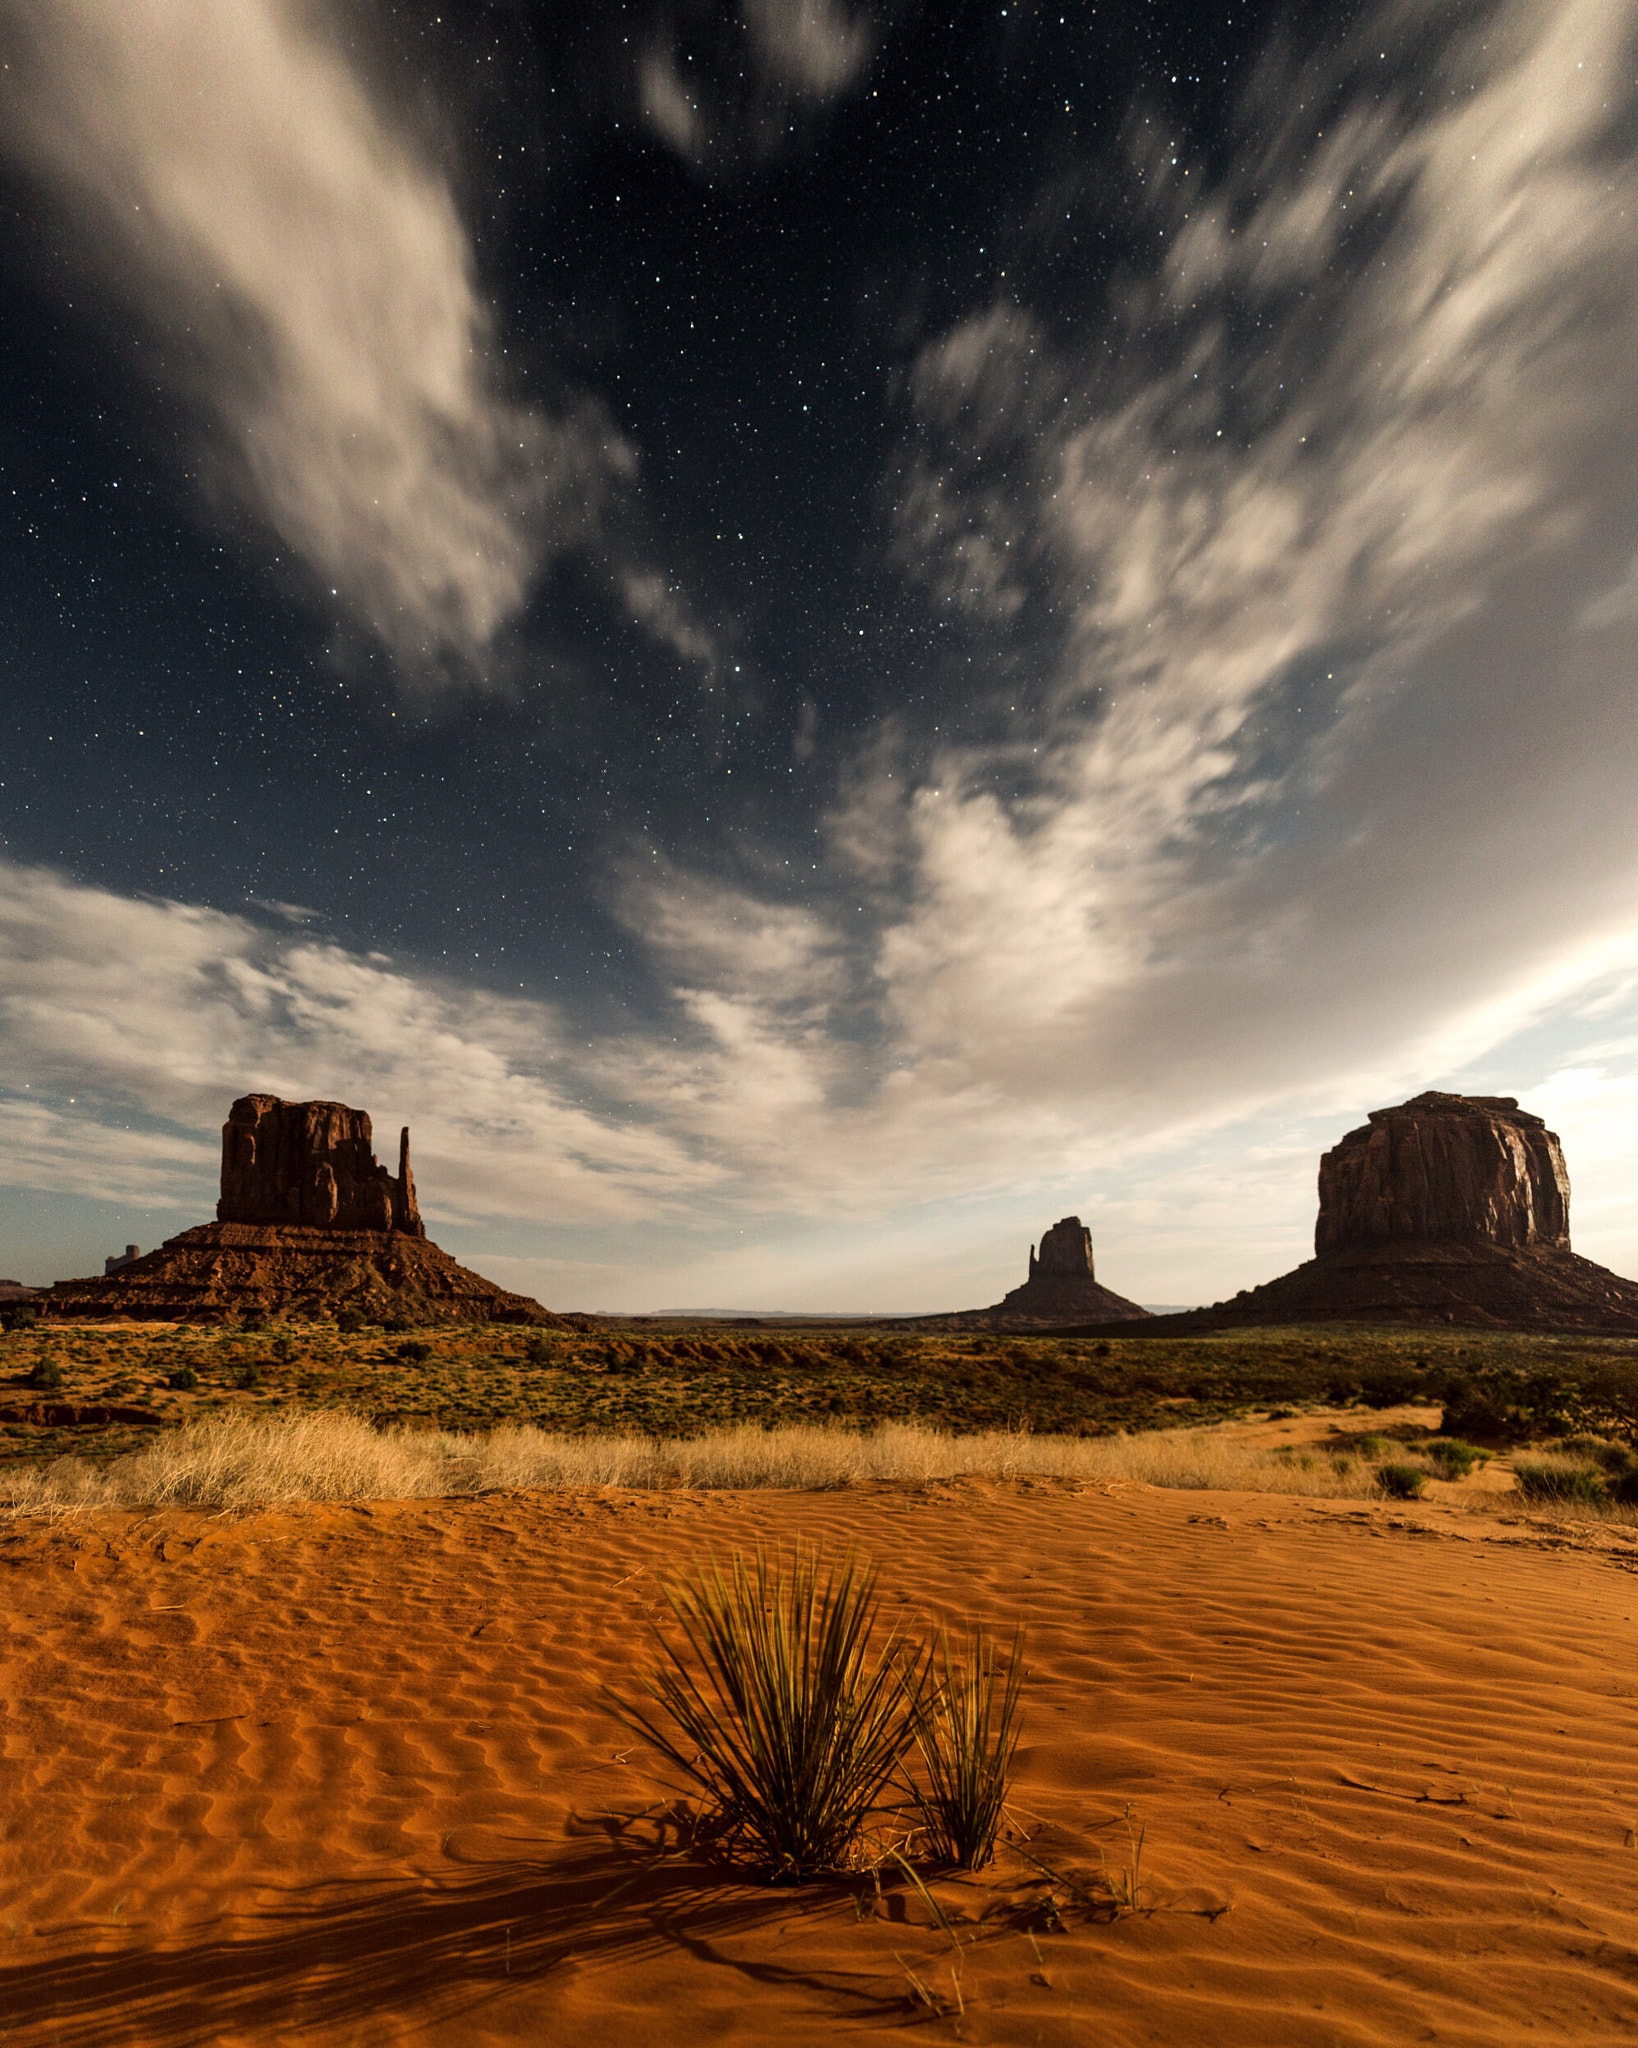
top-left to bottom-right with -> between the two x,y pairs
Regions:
1123,1090 -> 1638,1334
40,1095 -> 560,1326
931,1214 -> 1151,1328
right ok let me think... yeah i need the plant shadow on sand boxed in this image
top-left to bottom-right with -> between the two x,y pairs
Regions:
2,1808 -> 926,2046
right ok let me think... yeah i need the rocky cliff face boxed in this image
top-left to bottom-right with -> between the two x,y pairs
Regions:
1126,1088 -> 1638,1334
1315,1092 -> 1570,1259
218,1095 -> 424,1236
1030,1217 -> 1096,1279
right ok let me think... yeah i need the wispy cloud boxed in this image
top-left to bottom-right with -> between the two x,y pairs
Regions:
0,0 -> 629,672
639,0 -> 876,174
608,0 -> 1638,1249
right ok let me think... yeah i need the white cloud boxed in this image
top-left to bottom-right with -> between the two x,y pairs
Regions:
0,859 -> 718,1229
0,0 -> 629,671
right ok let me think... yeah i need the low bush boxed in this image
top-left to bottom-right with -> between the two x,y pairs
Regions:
1558,1435 -> 1635,1475
1423,1438 -> 1490,1479
395,1340 -> 433,1364
165,1365 -> 200,1391
25,1357 -> 64,1391
1513,1457 -> 1607,1506
1375,1461 -> 1426,1500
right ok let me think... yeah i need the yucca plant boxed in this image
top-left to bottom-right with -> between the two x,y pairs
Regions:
903,1627 -> 1026,1869
615,1544 -> 923,1882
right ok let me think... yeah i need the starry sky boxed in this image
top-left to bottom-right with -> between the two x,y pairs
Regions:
3,0 -> 1638,1312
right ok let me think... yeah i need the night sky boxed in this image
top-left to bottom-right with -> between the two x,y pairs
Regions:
3,0 -> 1638,1312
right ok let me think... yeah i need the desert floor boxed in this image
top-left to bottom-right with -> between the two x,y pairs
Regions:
5,1466 -> 1638,2045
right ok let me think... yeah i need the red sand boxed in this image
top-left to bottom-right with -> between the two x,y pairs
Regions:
5,1478 -> 1638,2044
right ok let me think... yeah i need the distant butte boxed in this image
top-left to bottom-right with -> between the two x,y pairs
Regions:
1127,1090 -> 1638,1333
929,1215 -> 1150,1329
41,1094 -> 559,1326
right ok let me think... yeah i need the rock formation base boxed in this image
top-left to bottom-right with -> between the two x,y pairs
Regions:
40,1223 -> 559,1326
929,1214 -> 1151,1328
962,1269 -> 1151,1328
1118,1241 -> 1638,1335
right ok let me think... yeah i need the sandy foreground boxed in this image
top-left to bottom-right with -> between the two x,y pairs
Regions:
4,1464 -> 1638,2045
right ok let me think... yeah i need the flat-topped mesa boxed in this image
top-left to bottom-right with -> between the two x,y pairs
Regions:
218,1095 -> 424,1236
1125,1087 -> 1638,1334
1030,1217 -> 1096,1279
1315,1091 -> 1570,1259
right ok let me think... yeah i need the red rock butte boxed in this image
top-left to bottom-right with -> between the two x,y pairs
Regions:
937,1214 -> 1150,1328
40,1095 -> 559,1326
1139,1090 -> 1638,1333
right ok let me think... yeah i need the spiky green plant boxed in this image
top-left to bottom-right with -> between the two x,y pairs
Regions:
903,1627 -> 1026,1869
615,1544 -> 922,1881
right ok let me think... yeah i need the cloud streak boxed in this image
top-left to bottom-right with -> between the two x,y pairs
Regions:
0,0 -> 628,671
639,0 -> 876,174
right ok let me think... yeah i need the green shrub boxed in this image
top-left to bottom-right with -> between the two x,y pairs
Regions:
335,1308 -> 367,1334
395,1339 -> 433,1364
904,1628 -> 1025,1869
615,1546 -> 923,1882
1514,1458 -> 1606,1506
1424,1438 -> 1490,1479
25,1357 -> 63,1392
524,1334 -> 555,1366
2,1304 -> 38,1331
1558,1435 -> 1635,1475
1376,1461 -> 1426,1500
165,1365 -> 200,1391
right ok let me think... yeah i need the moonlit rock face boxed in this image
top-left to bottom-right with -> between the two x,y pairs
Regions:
217,1094 -> 424,1236
1315,1092 -> 1571,1259
1030,1217 -> 1096,1279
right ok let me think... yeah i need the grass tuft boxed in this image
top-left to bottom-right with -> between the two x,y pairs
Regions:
904,1627 -> 1026,1869
613,1545 -> 923,1882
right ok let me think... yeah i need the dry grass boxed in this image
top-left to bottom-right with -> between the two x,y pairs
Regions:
0,1409 -> 1407,1516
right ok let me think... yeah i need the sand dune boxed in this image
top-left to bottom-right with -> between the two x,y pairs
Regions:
5,1474 -> 1638,2044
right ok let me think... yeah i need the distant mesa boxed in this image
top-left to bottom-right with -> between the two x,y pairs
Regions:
934,1215 -> 1150,1329
41,1094 -> 559,1326
1139,1091 -> 1638,1333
